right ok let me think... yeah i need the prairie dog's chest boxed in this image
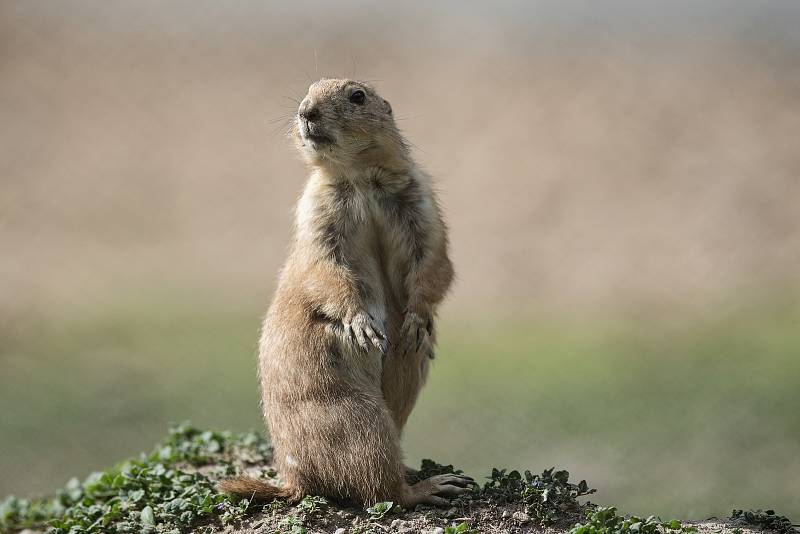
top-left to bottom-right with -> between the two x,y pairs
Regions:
335,181 -> 415,247
298,175 -> 424,266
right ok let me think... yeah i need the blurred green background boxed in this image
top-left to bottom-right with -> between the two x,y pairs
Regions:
2,0 -> 799,521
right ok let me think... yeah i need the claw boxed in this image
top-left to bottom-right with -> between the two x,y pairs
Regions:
343,310 -> 391,355
344,323 -> 354,342
368,315 -> 388,340
442,475 -> 474,487
411,473 -> 473,506
353,325 -> 368,352
424,495 -> 450,507
433,484 -> 469,497
429,473 -> 472,485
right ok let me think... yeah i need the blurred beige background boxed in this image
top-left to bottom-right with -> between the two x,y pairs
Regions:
1,0 -> 799,519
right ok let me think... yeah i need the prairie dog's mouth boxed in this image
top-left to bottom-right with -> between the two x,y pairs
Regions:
303,132 -> 334,146
299,119 -> 334,146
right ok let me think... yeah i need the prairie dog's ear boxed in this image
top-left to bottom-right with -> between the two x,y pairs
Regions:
383,99 -> 392,115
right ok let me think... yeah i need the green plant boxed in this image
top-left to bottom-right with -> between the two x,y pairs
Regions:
731,509 -> 798,534
5,423 -> 797,534
277,512 -> 307,534
445,521 -> 477,533
409,459 -> 465,484
365,500 -> 401,519
270,495 -> 328,534
263,499 -> 288,515
0,423 -> 272,533
295,495 -> 327,515
570,506 -> 697,534
483,467 -> 595,524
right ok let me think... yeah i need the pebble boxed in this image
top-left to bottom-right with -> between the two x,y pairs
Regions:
501,510 -> 510,519
512,511 -> 530,523
334,529 -> 346,534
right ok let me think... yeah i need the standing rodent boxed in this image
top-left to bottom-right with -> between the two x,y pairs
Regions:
219,78 -> 470,507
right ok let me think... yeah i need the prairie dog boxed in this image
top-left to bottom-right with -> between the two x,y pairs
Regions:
219,79 -> 467,507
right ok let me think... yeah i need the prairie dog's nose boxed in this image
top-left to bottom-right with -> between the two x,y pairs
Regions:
299,99 -> 321,122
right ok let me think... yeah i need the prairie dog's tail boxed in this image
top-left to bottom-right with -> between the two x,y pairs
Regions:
217,476 -> 298,502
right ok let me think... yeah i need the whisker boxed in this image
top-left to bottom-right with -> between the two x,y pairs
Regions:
268,114 -> 294,125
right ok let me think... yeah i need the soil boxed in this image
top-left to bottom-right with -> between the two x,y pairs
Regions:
222,500 -> 769,534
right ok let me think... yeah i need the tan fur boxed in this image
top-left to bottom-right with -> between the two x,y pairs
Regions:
217,477 -> 299,502
219,79 -> 466,507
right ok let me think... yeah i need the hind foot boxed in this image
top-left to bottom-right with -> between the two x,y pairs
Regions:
407,473 -> 475,507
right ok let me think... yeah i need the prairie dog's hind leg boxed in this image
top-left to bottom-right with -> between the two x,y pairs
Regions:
381,346 -> 430,432
285,391 -> 409,504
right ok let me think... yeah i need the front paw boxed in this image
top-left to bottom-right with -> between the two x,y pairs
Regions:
398,310 -> 434,358
343,310 -> 388,354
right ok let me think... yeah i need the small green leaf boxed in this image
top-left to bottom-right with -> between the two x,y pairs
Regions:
366,500 -> 394,519
140,505 -> 155,526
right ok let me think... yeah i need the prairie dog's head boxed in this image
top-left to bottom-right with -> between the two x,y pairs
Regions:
294,78 -> 406,170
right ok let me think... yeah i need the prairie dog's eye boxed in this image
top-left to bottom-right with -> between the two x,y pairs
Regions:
349,90 -> 366,105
